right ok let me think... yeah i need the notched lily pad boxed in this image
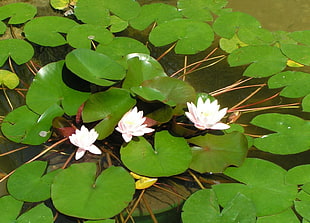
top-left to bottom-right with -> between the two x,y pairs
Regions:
0,70 -> 19,89
0,39 -> 34,67
149,19 -> 214,54
281,44 -> 310,66
0,2 -> 37,24
251,113 -> 310,154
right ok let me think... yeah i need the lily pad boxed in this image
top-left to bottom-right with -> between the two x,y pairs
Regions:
237,27 -> 274,45
24,16 -> 77,46
302,94 -> 310,112
281,44 -> 310,66
0,196 -> 53,223
286,164 -> 310,185
122,53 -> 166,90
1,105 -> 63,145
289,30 -> 310,46
213,11 -> 261,39
130,3 -> 181,30
109,15 -> 128,33
178,0 -> 229,22
96,38 -> 150,62
51,163 -> 135,219
0,70 -> 19,89
120,130 -> 192,177
82,88 -> 136,140
268,71 -> 310,98
228,45 -> 287,77
256,208 -> 300,223
26,60 -> 90,115
0,2 -> 37,24
8,161 -> 60,202
149,19 -> 214,54
67,24 -> 113,49
50,0 -> 76,10
213,158 -> 297,217
187,132 -> 248,173
251,113 -> 310,154
65,48 -> 126,86
219,34 -> 248,53
0,39 -> 34,67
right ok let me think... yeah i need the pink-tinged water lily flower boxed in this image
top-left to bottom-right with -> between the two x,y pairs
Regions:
185,97 -> 230,130
69,125 -> 102,160
116,107 -> 155,142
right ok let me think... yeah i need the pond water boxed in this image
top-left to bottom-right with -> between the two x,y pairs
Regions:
0,0 -> 309,221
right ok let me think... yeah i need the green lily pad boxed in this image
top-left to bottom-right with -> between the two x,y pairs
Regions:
178,0 -> 229,22
149,19 -> 214,54
0,2 -> 37,24
251,113 -> 310,154
131,86 -> 174,105
8,161 -> 60,202
286,164 -> 310,185
130,3 -> 181,30
294,191 -> 310,222
187,132 -> 248,173
122,53 -> 167,90
24,16 -> 77,46
256,208 -> 300,223
75,0 -> 140,25
0,196 -> 53,223
120,130 -> 192,177
0,39 -> 34,67
65,48 -> 126,86
109,15 -> 128,33
82,88 -> 136,140
213,158 -> 297,217
0,70 -> 19,89
219,34 -> 248,53
238,27 -> 274,45
50,0 -> 73,10
0,22 -> 5,34
289,30 -> 310,46
302,94 -> 310,112
67,24 -> 113,49
281,44 -> 310,66
268,71 -> 310,98
1,105 -> 63,145
182,189 -> 256,223
141,76 -> 196,110
26,60 -> 90,115
228,45 -> 287,77
213,11 -> 261,39
51,163 -> 135,219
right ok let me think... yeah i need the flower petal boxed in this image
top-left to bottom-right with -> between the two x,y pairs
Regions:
75,148 -> 86,160
87,144 -> 102,155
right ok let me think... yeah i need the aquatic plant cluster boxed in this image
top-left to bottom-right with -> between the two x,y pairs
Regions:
0,0 -> 310,222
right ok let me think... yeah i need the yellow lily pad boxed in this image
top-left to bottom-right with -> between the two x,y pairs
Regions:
130,172 -> 158,189
287,59 -> 304,68
0,70 -> 19,89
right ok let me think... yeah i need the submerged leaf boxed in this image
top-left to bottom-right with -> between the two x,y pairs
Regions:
251,113 -> 310,154
149,19 -> 214,54
52,163 -> 135,219
0,70 -> 19,89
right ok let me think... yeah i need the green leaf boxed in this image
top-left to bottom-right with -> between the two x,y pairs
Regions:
228,45 -> 287,77
289,30 -> 310,46
0,195 -> 23,222
0,2 -> 37,24
17,203 -> 53,223
130,3 -> 181,30
67,24 -> 113,49
50,0 -> 71,10
122,53 -> 167,89
281,44 -> 310,66
295,199 -> 310,221
302,94 -> 310,112
24,16 -> 77,46
121,131 -> 192,177
182,189 -> 220,223
7,161 -> 60,202
213,158 -> 297,217
187,132 -> 248,173
51,163 -> 135,219
0,70 -> 19,89
96,37 -> 150,62
65,48 -> 126,86
268,71 -> 310,98
109,15 -> 128,33
256,208 -> 300,223
0,39 -> 34,67
219,35 -> 248,53
1,105 -> 63,145
149,19 -> 214,54
286,164 -> 310,185
238,27 -> 274,45
251,113 -> 310,154
178,0 -> 228,21
0,21 -> 6,34
213,12 -> 261,39
26,61 -> 90,115
82,88 -> 136,140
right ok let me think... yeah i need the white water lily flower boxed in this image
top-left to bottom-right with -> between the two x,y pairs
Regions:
69,125 -> 102,160
185,97 -> 230,130
116,107 -> 154,142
